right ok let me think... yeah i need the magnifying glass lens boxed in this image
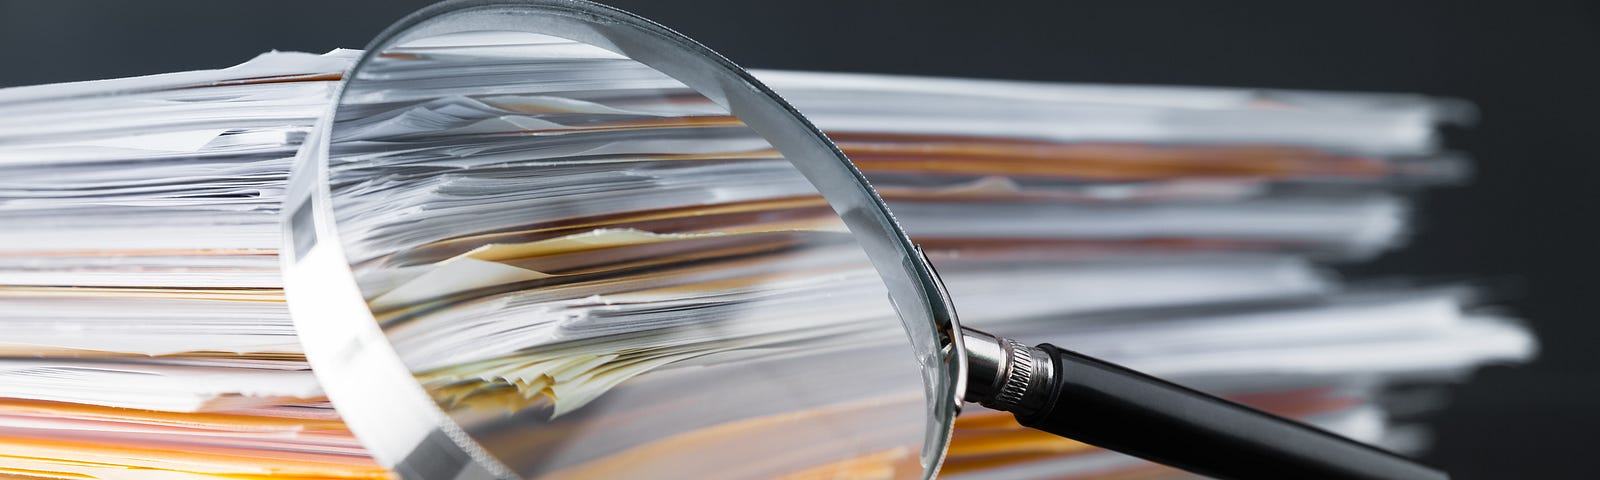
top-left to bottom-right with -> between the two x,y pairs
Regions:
305,6 -> 943,479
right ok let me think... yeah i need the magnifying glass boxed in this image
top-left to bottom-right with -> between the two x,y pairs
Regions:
281,1 -> 1447,479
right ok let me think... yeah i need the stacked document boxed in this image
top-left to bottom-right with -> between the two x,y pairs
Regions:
761,71 -> 1529,478
0,51 -> 389,479
0,48 -> 1533,480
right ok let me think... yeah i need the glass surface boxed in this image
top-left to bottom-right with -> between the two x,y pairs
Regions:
309,3 -> 950,478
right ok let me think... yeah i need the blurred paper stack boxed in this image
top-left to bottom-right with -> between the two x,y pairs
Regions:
0,49 -> 1534,480
762,71 -> 1535,478
0,51 -> 390,479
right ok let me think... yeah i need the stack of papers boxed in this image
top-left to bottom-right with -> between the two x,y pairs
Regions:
759,70 -> 1471,261
0,47 -> 1533,480
763,70 -> 1530,478
0,51 -> 389,479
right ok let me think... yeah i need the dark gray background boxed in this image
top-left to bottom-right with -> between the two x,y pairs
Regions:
2,1 -> 1595,477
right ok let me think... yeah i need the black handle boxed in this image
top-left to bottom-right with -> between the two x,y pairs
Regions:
1013,344 -> 1447,480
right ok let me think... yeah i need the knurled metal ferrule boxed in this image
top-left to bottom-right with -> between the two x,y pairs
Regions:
961,327 -> 1054,417
990,338 -> 1034,411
